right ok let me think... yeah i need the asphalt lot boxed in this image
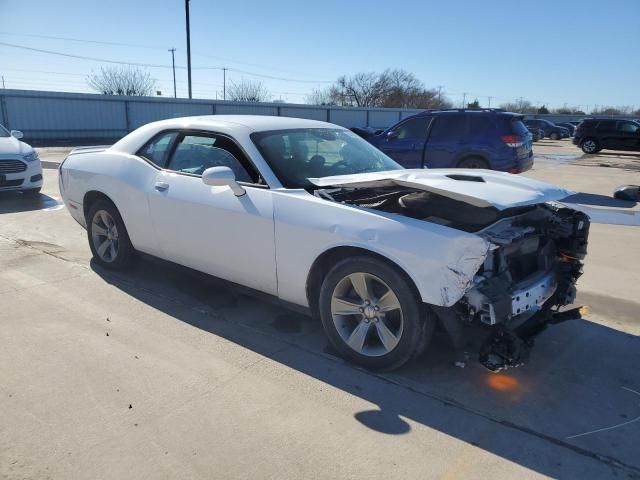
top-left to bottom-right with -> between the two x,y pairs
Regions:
1,140 -> 639,479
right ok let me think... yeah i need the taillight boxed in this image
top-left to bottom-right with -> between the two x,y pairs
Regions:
501,135 -> 524,147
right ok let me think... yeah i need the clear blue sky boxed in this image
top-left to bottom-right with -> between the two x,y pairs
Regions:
1,0 -> 638,109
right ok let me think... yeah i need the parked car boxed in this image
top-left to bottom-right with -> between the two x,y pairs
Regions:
349,126 -> 383,139
366,109 -> 533,173
556,122 -> 576,136
573,118 -> 640,154
58,115 -> 589,372
524,119 -> 569,140
527,125 -> 543,142
0,124 -> 42,195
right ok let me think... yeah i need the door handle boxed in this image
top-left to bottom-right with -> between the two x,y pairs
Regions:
155,181 -> 170,192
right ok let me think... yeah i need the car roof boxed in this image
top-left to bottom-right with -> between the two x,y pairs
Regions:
111,115 -> 343,154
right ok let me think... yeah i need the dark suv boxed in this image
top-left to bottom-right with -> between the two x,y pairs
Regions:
524,119 -> 569,140
366,109 -> 533,173
573,118 -> 640,153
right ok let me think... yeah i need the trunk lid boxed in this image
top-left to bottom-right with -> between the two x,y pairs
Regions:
308,168 -> 572,210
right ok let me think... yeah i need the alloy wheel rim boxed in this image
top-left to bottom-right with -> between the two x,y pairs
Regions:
91,210 -> 119,263
331,272 -> 404,357
583,140 -> 595,152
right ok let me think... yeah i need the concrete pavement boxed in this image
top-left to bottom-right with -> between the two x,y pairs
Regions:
1,146 -> 639,479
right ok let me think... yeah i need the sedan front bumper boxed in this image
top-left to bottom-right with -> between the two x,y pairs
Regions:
0,158 -> 43,191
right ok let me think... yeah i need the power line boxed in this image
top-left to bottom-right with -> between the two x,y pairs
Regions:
0,41 -> 333,84
0,31 -> 162,50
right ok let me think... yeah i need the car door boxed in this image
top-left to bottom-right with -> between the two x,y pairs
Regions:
146,130 -> 277,296
377,116 -> 431,168
424,115 -> 468,168
614,121 -> 640,150
597,120 -> 619,149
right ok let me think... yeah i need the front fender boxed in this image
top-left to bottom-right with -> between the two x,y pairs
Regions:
273,190 -> 490,308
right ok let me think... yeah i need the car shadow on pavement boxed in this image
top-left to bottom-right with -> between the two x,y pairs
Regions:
91,257 -> 640,478
0,191 -> 63,214
562,192 -> 637,208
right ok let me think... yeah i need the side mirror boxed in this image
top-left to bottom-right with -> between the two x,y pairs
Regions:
10,130 -> 24,139
386,130 -> 398,140
202,166 -> 246,197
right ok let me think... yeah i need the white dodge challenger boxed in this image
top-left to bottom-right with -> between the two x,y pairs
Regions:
59,116 -> 589,371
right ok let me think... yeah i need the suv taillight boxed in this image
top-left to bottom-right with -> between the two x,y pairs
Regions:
501,135 -> 524,147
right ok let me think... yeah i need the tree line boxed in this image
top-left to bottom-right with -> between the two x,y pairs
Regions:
86,66 -> 640,116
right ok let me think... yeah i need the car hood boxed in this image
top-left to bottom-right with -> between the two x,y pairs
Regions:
308,169 -> 573,210
0,136 -> 30,157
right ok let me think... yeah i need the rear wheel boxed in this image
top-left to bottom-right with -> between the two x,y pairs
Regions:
318,256 -> 434,370
87,200 -> 135,270
550,132 -> 560,140
457,156 -> 489,169
581,138 -> 600,154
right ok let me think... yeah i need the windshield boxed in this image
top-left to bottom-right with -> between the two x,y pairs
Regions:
0,125 -> 10,137
251,128 -> 403,188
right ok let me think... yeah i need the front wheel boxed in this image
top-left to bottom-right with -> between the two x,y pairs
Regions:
87,200 -> 135,270
581,138 -> 600,154
318,256 -> 434,370
550,132 -> 560,140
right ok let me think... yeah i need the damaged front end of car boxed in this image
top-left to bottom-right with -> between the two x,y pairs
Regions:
461,203 -> 589,371
314,177 -> 589,372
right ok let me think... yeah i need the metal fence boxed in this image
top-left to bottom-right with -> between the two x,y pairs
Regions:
0,89 -> 424,142
0,88 -> 630,142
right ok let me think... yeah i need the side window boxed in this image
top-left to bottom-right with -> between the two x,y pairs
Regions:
392,116 -> 430,139
166,133 -> 257,183
429,116 -> 468,139
138,131 -> 178,167
469,115 -> 493,134
618,122 -> 639,134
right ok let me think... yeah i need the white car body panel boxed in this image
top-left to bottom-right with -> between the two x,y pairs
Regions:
309,169 -> 573,210
59,115 -> 575,310
147,170 -> 277,295
0,133 -> 43,192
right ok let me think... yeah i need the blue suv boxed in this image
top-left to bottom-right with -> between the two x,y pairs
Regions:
367,109 -> 533,173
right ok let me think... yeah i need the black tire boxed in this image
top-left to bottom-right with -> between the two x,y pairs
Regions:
86,199 -> 135,270
581,138 -> 601,154
318,256 -> 435,371
550,132 -> 560,140
22,187 -> 41,196
457,156 -> 489,169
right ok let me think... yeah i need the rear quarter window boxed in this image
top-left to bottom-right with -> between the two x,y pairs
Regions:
506,118 -> 529,136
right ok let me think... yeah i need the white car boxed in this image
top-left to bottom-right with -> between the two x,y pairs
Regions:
0,125 -> 42,195
58,116 -> 589,371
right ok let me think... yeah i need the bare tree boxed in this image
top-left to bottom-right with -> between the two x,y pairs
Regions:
87,66 -> 157,96
336,72 -> 390,107
310,69 -> 452,109
227,79 -> 271,102
305,87 -> 338,106
499,100 -> 537,114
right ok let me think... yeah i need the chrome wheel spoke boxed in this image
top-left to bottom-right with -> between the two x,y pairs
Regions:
92,224 -> 108,237
100,211 -> 112,229
376,289 -> 401,312
349,273 -> 371,301
346,321 -> 371,353
375,319 -> 400,352
332,297 -> 362,316
109,241 -> 117,260
97,238 -> 111,258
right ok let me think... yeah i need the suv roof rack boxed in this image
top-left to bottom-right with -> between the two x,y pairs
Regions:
419,108 -> 506,114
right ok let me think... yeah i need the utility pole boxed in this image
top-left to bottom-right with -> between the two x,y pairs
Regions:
487,96 -> 492,108
185,0 -> 192,99
1,76 -> 4,89
222,67 -> 227,100
436,85 -> 443,105
461,92 -> 467,109
168,48 -> 177,98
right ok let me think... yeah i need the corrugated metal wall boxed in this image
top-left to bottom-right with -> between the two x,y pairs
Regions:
0,89 -> 432,141
0,89 -> 617,142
